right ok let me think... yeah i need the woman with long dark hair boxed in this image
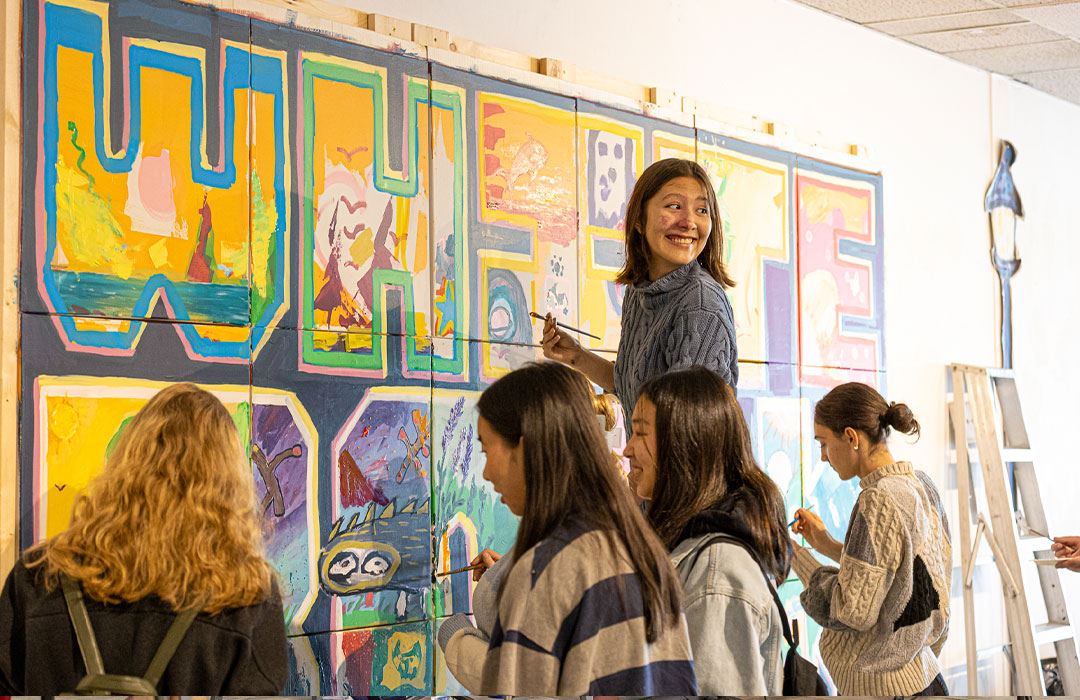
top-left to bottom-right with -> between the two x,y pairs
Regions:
623,366 -> 790,694
438,362 -> 695,695
790,382 -> 951,696
540,158 -> 738,428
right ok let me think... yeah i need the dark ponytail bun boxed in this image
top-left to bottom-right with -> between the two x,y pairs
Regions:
881,401 -> 920,439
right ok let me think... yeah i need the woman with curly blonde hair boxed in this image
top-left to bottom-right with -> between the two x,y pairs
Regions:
0,383 -> 287,694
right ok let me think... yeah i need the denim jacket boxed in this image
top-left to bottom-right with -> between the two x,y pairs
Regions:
670,534 -> 784,695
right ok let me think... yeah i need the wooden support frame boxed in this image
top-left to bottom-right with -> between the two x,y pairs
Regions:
178,0 -> 874,168
0,0 -> 21,577
948,365 -> 980,694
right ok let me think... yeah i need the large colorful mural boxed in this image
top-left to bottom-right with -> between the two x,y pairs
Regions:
18,0 -> 885,693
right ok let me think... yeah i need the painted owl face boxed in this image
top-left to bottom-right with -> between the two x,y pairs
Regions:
320,541 -> 400,595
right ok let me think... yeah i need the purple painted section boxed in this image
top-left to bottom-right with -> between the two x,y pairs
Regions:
340,400 -> 428,498
765,261 -> 794,369
254,404 -> 307,524
252,404 -> 309,614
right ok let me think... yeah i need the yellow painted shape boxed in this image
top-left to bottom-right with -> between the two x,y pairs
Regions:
37,379 -> 250,539
654,131 -> 695,161
344,332 -> 374,352
249,89 -> 281,301
148,238 -> 170,268
698,144 -> 789,361
71,317 -> 132,333
312,329 -> 339,350
310,73 -> 431,333
52,42 -> 264,284
380,629 -> 427,690
198,324 -> 251,343
478,93 -> 576,244
801,180 -> 870,234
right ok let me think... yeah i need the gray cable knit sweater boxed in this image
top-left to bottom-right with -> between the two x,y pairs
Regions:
614,260 -> 738,428
791,462 -> 952,695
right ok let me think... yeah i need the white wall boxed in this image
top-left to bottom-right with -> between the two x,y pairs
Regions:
993,73 -> 1080,621
342,0 -> 1079,689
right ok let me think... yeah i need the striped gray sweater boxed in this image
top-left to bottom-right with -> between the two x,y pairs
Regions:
439,516 -> 697,695
614,261 -> 738,428
792,461 -> 952,695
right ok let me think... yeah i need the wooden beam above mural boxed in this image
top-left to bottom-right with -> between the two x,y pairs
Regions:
179,0 -> 871,166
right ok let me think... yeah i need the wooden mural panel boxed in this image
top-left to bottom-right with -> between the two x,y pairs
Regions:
24,0 -> 289,361
796,162 -> 885,381
698,133 -> 796,365
576,100 -> 694,351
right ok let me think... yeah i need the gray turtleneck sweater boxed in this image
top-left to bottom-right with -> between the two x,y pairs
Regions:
614,260 -> 738,426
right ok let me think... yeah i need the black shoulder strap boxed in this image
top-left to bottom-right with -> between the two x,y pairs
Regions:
61,575 -> 106,676
676,533 -> 800,648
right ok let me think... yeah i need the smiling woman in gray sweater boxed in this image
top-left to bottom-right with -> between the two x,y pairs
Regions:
540,158 -> 738,429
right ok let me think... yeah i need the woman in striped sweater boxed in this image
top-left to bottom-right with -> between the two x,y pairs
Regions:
438,362 -> 696,696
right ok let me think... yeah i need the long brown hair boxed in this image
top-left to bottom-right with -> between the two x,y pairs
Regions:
814,382 -> 921,445
26,383 -> 274,613
640,367 -> 790,581
615,158 -> 734,288
477,362 -> 682,642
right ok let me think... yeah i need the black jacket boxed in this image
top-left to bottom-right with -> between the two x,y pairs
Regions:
0,558 -> 288,694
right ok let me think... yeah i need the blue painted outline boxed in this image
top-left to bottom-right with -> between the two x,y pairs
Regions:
41,3 -> 287,359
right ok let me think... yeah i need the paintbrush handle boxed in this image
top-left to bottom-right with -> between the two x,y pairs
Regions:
530,312 -> 602,341
435,562 -> 483,577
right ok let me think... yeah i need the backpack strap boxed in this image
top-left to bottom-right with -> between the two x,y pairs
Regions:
676,533 -> 800,649
142,607 -> 198,688
62,574 -> 199,693
61,575 -> 106,676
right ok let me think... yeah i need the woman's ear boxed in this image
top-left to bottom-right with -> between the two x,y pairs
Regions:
844,426 -> 860,450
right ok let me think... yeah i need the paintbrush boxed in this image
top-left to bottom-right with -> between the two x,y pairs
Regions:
530,312 -> 602,341
435,562 -> 484,578
1025,526 -> 1055,542
788,504 -> 816,528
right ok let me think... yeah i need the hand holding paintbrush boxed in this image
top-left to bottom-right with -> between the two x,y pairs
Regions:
435,548 -> 503,583
531,312 -> 601,341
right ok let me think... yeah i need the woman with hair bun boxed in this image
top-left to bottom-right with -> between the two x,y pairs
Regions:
790,382 -> 952,696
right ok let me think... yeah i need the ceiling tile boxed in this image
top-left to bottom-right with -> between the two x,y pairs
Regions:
795,0 -> 997,24
946,38 -> 1080,72
1010,3 -> 1080,38
906,21 -> 1063,51
867,10 -> 1026,35
1013,67 -> 1080,102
